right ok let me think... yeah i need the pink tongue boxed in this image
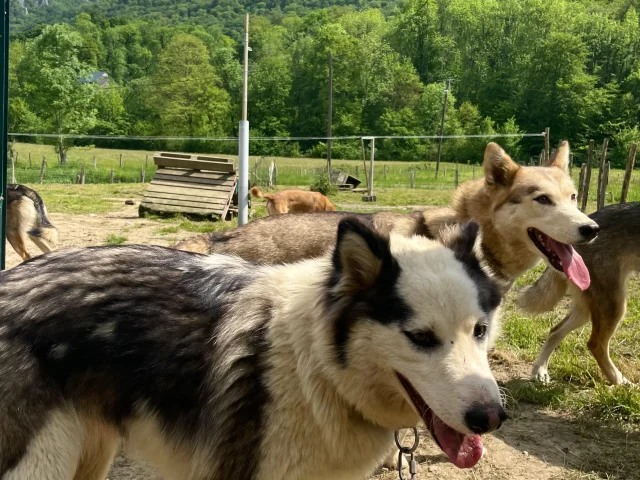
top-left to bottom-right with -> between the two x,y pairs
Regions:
433,416 -> 483,468
547,239 -> 590,291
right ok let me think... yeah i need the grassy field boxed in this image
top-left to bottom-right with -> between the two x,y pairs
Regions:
19,180 -> 640,435
7,142 -> 640,204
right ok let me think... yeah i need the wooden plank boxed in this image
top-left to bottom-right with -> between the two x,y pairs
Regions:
156,152 -> 192,160
155,167 -> 235,178
153,174 -> 236,187
150,179 -> 235,192
141,202 -> 223,216
146,184 -> 232,200
142,196 -> 228,209
155,152 -> 233,163
153,157 -> 235,173
195,155 -> 234,164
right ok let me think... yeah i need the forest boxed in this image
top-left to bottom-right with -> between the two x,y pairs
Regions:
7,0 -> 640,165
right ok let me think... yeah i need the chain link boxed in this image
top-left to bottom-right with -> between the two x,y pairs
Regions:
395,428 -> 419,480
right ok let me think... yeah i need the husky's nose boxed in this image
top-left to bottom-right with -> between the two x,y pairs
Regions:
579,223 -> 600,241
465,404 -> 508,434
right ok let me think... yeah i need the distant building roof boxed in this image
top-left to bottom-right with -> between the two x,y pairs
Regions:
79,71 -> 110,86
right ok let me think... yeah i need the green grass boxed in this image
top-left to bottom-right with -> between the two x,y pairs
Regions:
8,142 -> 640,207
104,234 -> 127,245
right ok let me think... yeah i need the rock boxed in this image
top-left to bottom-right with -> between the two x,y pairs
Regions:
125,199 -> 135,205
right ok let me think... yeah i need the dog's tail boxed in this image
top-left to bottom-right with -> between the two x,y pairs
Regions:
19,186 -> 58,247
518,268 -> 568,314
250,186 -> 264,198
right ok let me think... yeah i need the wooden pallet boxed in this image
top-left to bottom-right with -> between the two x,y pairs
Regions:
140,152 -> 238,220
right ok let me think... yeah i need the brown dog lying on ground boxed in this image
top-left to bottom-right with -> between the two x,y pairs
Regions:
251,186 -> 335,215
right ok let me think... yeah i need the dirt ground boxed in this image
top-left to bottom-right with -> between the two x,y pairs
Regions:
4,202 -> 639,480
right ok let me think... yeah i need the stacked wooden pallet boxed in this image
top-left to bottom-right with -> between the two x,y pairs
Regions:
140,152 -> 239,220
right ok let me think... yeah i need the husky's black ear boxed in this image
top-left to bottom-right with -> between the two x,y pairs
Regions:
484,142 -> 520,188
442,222 -> 503,314
546,140 -> 570,174
332,218 -> 394,294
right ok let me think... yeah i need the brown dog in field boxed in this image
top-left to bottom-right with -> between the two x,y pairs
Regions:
251,186 -> 336,216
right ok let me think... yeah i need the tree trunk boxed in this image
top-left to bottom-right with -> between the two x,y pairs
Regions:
59,138 -> 67,165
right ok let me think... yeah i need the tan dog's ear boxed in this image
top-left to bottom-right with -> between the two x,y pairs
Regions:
332,218 -> 394,295
546,140 -> 570,174
484,142 -> 520,188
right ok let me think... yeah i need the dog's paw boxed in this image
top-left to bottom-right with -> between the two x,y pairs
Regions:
531,365 -> 550,384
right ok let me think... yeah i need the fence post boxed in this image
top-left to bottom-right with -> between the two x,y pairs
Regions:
384,165 -> 388,179
273,161 -> 278,185
93,155 -> 97,168
602,161 -> 610,206
140,167 -> 145,183
80,165 -> 86,185
119,153 -> 123,168
145,154 -> 149,167
110,169 -> 114,184
39,157 -> 46,184
444,166 -> 447,177
581,140 -> 594,212
455,168 -> 459,188
596,138 -> 609,210
10,152 -> 15,184
544,127 -> 550,164
360,137 -> 369,190
569,153 -> 574,177
28,151 -> 32,167
472,165 -> 475,179
362,138 -> 376,202
621,143 -> 637,204
577,163 -> 587,206
410,170 -> 415,188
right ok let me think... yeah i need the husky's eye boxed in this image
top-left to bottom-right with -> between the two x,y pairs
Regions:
571,194 -> 577,201
404,330 -> 440,349
534,195 -> 552,205
474,323 -> 488,340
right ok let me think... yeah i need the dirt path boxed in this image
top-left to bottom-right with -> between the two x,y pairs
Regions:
4,204 -> 638,480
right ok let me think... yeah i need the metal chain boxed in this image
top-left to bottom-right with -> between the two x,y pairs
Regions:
395,428 -> 419,480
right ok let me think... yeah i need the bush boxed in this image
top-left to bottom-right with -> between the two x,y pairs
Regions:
310,171 -> 337,196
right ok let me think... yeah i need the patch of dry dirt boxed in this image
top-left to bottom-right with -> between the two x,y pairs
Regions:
5,205 -> 638,480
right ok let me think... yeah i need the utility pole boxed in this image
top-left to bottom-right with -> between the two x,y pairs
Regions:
1,0 -> 9,270
435,79 -> 452,179
238,13 -> 250,226
327,54 -> 333,181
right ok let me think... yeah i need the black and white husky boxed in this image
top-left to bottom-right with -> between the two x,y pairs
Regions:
0,218 -> 505,480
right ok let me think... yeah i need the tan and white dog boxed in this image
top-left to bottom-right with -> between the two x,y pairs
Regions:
0,218 -> 505,479
250,186 -> 336,215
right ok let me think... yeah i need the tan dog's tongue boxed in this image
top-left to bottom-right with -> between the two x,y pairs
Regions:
547,239 -> 590,290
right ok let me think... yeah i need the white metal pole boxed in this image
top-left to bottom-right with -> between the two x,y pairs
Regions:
238,14 -> 250,226
368,138 -> 375,197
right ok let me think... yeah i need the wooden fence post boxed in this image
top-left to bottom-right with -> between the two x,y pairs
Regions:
443,166 -> 447,177
39,157 -> 46,184
581,140 -> 594,212
110,169 -> 114,184
80,165 -> 86,185
145,154 -> 149,167
140,167 -> 145,183
455,168 -> 459,188
596,138 -> 609,210
28,151 -> 32,167
384,165 -> 388,179
119,153 -> 124,168
621,143 -> 638,204
602,161 -> 610,206
544,127 -> 550,164
577,163 -> 587,206
93,156 -> 97,168
410,170 -> 415,188
569,153 -> 574,177
472,165 -> 475,179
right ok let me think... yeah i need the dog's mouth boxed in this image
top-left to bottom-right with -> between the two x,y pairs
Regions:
527,227 -> 590,291
396,373 -> 483,469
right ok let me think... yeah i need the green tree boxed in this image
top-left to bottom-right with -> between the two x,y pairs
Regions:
16,24 -> 97,163
147,34 -> 232,140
